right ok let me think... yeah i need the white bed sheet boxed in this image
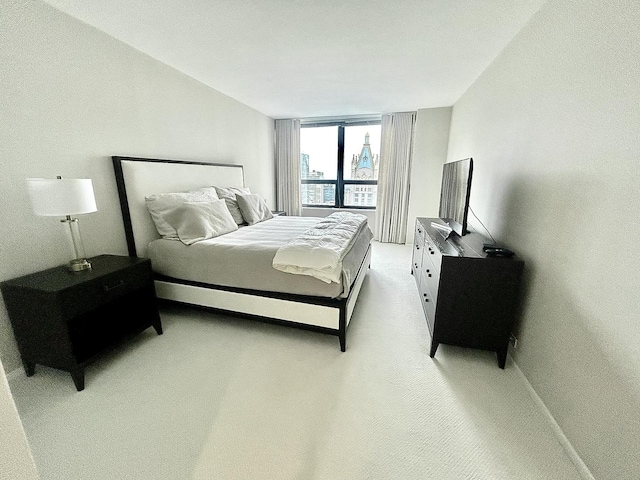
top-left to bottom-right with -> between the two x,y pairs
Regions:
147,216 -> 372,299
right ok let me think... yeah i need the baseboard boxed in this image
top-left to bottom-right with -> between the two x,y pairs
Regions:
510,355 -> 595,480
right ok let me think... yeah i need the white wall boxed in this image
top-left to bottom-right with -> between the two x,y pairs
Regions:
406,107 -> 452,243
0,362 -> 40,480
447,0 -> 640,477
0,0 -> 275,372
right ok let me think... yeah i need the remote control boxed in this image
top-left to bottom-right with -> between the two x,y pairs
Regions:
483,246 -> 515,257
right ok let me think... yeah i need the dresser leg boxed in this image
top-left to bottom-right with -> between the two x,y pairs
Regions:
429,341 -> 439,358
23,360 -> 35,377
497,348 -> 508,369
70,368 -> 85,391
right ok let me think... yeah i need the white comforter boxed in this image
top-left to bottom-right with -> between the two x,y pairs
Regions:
272,212 -> 370,284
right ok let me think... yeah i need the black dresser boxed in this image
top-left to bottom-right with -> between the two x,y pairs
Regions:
411,218 -> 524,368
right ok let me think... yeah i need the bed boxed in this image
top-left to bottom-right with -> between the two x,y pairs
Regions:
112,156 -> 373,351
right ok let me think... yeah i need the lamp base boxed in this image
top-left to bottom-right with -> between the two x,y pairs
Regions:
67,258 -> 92,272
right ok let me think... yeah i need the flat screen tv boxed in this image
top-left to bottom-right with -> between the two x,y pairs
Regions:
438,158 -> 473,237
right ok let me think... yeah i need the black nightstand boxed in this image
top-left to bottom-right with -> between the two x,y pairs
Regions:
1,255 -> 162,391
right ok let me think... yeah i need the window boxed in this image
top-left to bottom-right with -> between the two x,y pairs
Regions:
300,121 -> 381,208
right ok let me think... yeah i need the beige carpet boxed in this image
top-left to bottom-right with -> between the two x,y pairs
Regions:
9,242 -> 584,480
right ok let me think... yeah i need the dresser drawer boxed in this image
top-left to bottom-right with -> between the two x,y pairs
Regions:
419,273 -> 436,334
59,261 -> 152,319
423,235 -> 442,274
421,257 -> 439,300
415,222 -> 426,244
412,241 -> 423,274
422,237 -> 441,275
412,221 -> 426,274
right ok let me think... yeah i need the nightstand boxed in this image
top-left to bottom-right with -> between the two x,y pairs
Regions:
1,255 -> 162,391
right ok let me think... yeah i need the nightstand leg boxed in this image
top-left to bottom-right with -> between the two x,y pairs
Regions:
497,348 -> 508,369
22,359 -> 35,377
70,368 -> 85,391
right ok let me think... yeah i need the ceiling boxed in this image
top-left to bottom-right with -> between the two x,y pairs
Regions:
42,0 -> 547,119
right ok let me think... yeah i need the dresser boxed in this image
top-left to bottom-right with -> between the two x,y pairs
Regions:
1,255 -> 162,390
411,218 -> 524,368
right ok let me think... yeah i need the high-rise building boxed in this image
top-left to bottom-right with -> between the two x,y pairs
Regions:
301,153 -> 310,179
346,133 -> 379,207
301,169 -> 332,205
351,132 -> 379,180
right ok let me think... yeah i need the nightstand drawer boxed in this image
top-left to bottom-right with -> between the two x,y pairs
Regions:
59,261 -> 152,319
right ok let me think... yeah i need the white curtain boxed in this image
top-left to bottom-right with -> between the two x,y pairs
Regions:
275,119 -> 302,216
374,111 -> 417,243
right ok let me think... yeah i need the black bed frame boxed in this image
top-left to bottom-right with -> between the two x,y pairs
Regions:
112,156 -> 371,351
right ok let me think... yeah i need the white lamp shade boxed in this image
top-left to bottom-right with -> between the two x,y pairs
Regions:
26,178 -> 97,216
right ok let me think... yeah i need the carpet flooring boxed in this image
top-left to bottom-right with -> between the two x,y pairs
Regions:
9,242 -> 584,480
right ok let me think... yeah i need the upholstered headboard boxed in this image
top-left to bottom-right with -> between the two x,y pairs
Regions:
112,156 -> 245,258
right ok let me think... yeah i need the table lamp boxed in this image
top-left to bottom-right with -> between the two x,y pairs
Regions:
26,177 -> 98,272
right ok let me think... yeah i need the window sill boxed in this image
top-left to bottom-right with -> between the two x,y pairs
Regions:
302,206 -> 376,211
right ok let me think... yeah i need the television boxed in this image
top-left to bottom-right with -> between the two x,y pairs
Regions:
437,158 -> 473,238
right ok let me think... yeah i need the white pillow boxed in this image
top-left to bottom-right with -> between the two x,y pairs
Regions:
163,200 -> 238,245
236,193 -> 274,225
145,187 -> 219,239
214,186 -> 251,225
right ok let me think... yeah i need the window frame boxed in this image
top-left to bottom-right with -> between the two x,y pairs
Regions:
301,119 -> 381,209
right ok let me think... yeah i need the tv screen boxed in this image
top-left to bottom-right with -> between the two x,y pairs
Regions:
438,158 -> 473,237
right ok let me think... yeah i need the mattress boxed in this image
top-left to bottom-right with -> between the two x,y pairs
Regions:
147,216 -> 373,299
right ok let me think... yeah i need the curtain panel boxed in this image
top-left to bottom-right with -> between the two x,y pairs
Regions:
275,119 -> 302,216
374,112 -> 417,243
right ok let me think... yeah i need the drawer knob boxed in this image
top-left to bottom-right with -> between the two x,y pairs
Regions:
103,280 -> 124,292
